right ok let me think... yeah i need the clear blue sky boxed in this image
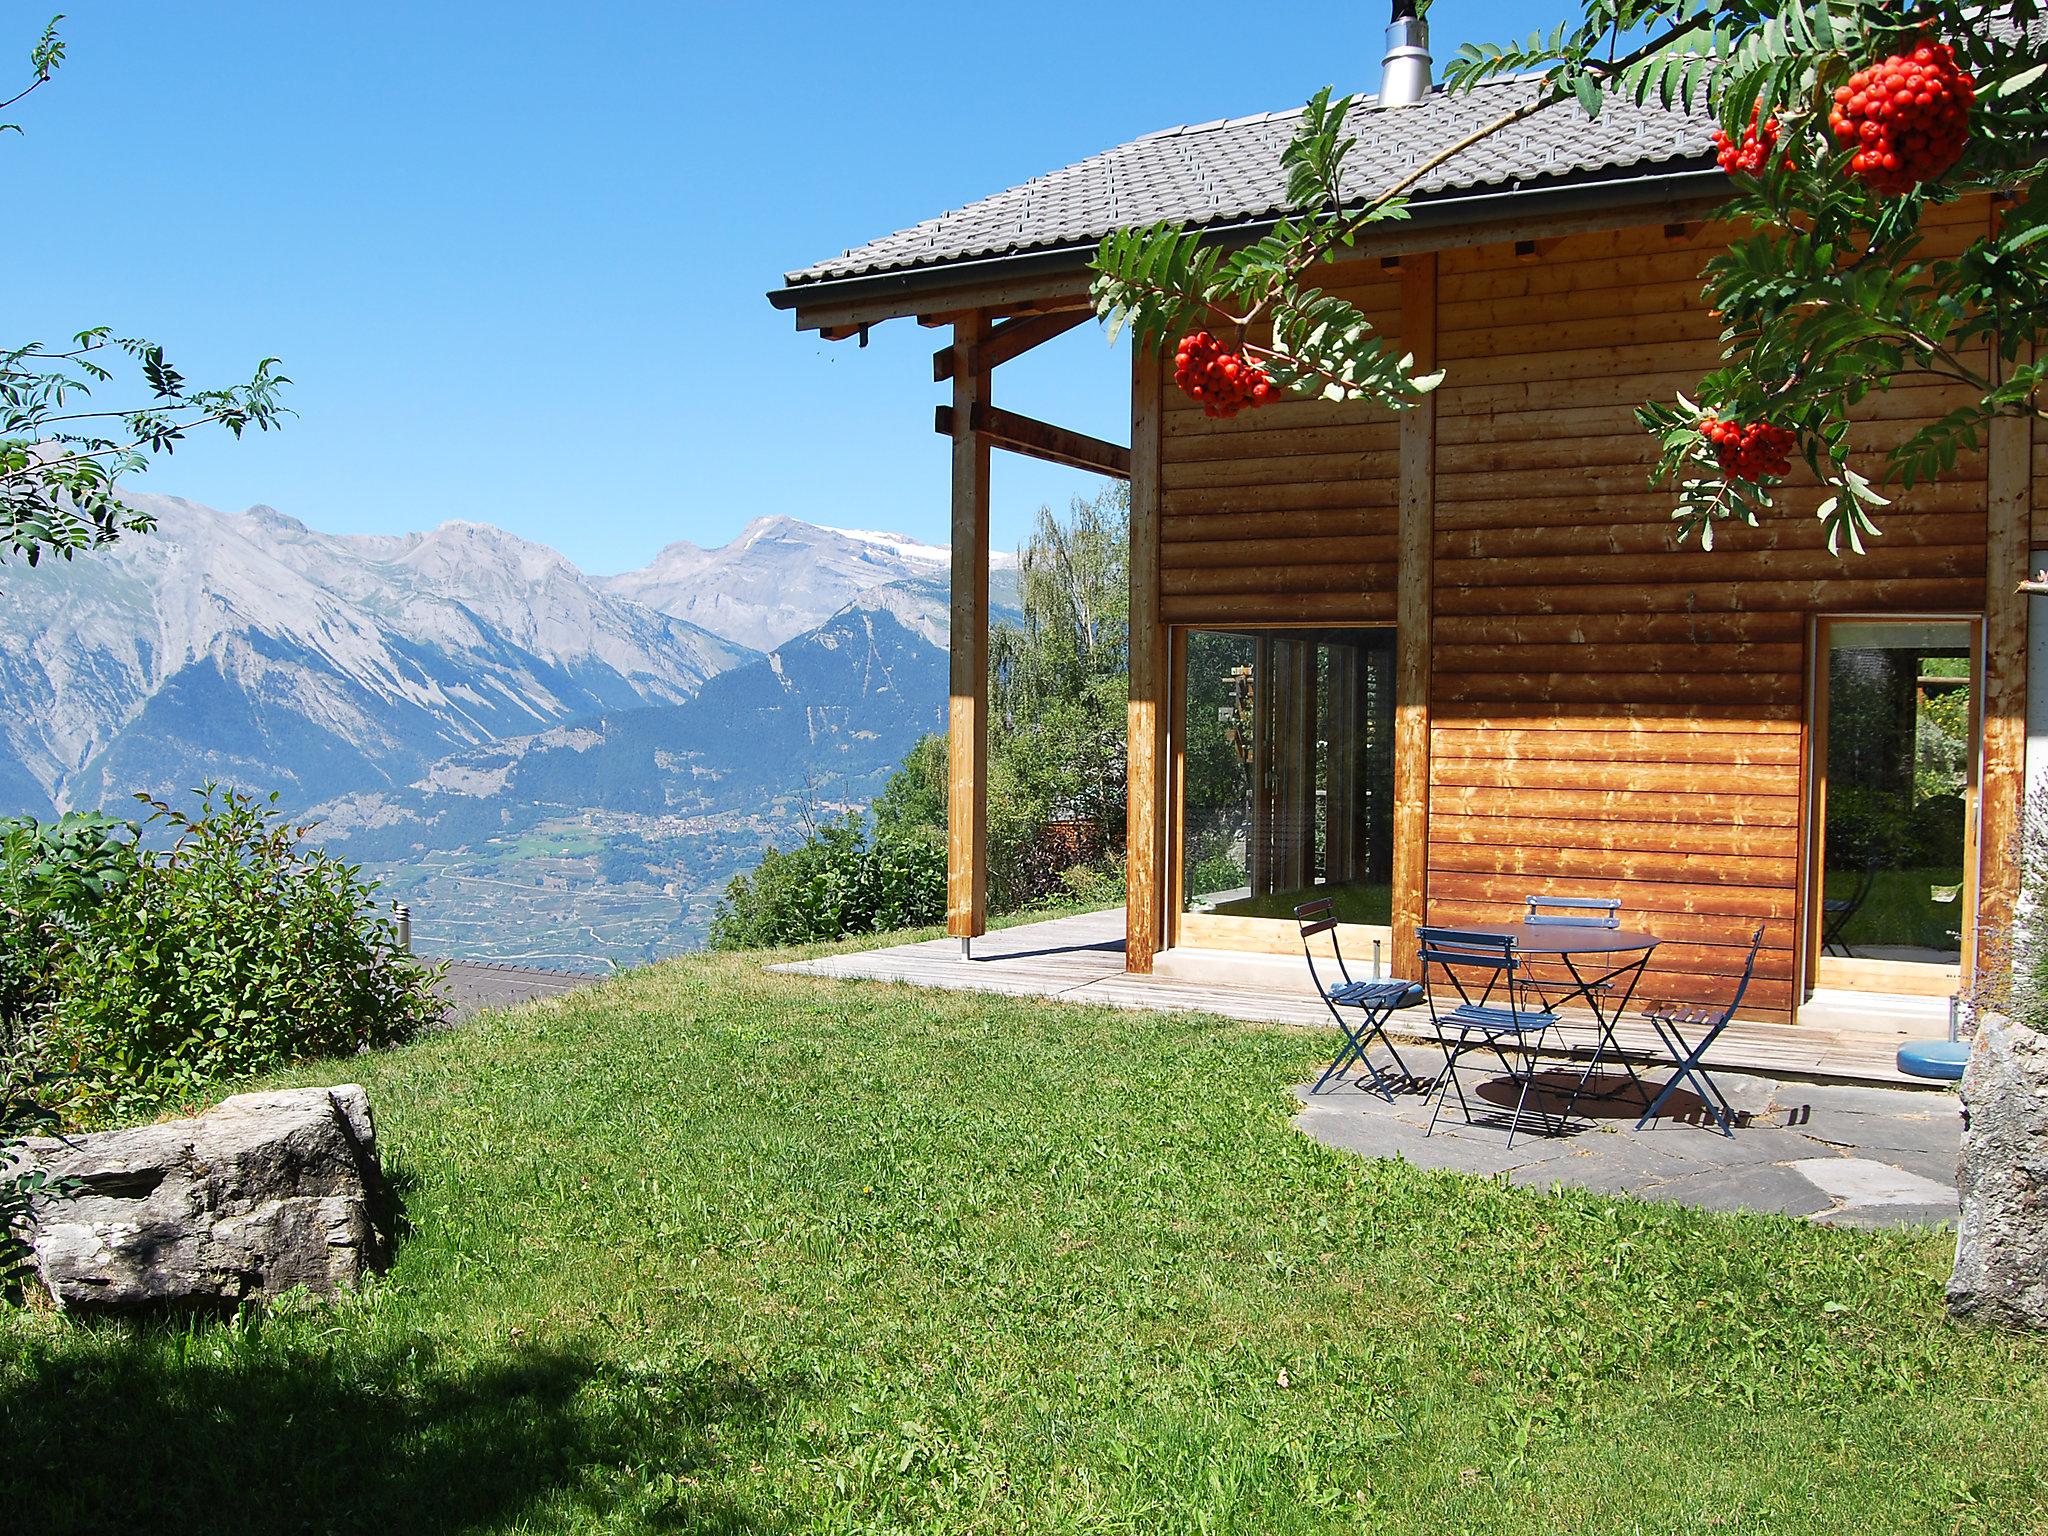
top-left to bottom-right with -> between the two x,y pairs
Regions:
6,1 -> 1529,573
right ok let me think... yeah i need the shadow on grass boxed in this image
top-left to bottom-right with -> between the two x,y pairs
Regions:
0,1331 -> 780,1535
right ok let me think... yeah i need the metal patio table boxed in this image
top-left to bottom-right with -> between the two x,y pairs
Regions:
1448,922 -> 1662,1116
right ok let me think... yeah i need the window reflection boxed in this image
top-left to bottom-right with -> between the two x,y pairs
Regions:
1181,628 -> 1396,924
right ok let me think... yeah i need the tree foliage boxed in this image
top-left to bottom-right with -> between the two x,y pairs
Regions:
856,485 -> 1136,919
2,16 -> 288,568
706,815 -> 947,950
1,789 -> 442,1129
1092,1 -> 2046,555
716,486 -> 1136,944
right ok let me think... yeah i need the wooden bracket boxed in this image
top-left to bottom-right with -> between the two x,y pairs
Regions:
932,311 -> 1090,382
934,400 -> 1131,479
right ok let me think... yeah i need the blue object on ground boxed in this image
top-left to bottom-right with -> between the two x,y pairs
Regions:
1897,1039 -> 1970,1081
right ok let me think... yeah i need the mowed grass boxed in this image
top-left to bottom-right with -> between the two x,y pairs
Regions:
4,946 -> 2045,1534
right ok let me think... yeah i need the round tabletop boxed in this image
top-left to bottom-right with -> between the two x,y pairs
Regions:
1452,921 -> 1661,956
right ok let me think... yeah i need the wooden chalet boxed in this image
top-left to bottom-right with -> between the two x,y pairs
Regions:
768,14 -> 2044,1027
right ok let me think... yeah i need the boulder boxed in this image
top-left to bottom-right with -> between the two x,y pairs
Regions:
16,1084 -> 389,1313
1949,1014 -> 2048,1328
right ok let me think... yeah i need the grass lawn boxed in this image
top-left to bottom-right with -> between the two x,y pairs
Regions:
4,944 -> 2045,1534
1828,866 -> 1967,954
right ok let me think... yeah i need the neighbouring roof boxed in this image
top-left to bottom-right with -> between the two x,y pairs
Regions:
773,75 -> 1721,302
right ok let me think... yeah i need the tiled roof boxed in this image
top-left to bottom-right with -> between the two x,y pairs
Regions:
782,77 -> 1719,289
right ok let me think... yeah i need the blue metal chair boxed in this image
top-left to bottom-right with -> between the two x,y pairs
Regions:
1418,926 -> 1564,1147
1524,894 -> 1622,928
1635,925 -> 1767,1137
1295,899 -> 1423,1099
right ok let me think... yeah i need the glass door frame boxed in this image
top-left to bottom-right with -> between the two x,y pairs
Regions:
1802,612 -> 1983,998
1164,621 -> 1399,959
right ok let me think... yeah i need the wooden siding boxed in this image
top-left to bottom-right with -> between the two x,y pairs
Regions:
1423,205 -> 1989,1022
1157,275 -> 1404,625
1144,200 -> 2006,1023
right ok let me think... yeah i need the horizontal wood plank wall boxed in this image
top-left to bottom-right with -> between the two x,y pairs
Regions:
1158,277 -> 1404,625
1427,207 -> 1990,1023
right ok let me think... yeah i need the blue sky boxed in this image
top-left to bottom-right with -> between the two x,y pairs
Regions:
6,2 -> 1528,573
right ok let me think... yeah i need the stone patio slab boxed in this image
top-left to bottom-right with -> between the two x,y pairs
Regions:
1293,1062 -> 1961,1226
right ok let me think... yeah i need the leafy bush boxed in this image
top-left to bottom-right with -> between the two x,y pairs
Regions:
3,787 -> 440,1127
708,815 -> 945,950
0,811 -> 138,1037
1053,860 -> 1126,912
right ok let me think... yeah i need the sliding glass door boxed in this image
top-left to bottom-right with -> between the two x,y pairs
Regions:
1176,627 -> 1396,940
1811,617 -> 1979,994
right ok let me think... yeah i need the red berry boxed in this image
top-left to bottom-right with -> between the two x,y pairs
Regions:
1170,330 -> 1276,418
1712,106 -> 1786,177
1829,38 -> 1973,195
1701,413 -> 1796,482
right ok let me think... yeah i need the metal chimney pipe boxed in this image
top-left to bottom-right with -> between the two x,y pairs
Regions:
1380,0 -> 1433,108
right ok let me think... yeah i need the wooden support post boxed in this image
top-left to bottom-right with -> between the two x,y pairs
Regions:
1125,344 -> 1167,972
1392,253 -> 1438,979
1980,338 -> 2033,979
947,316 -> 992,947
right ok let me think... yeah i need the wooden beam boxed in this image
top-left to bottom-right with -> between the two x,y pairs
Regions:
1392,252 -> 1438,981
946,317 -> 992,943
934,401 -> 1132,479
1979,338 -> 2032,977
1125,344 -> 1167,973
933,311 -> 1090,381
789,275 -> 1090,336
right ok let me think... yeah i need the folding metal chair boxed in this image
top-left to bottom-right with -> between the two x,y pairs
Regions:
1636,925 -> 1767,1137
1418,926 -> 1565,1147
1821,862 -> 1878,958
1295,899 -> 1424,1099
1524,894 -> 1622,928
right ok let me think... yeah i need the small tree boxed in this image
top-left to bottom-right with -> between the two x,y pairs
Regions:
1092,1 -> 2044,558
2,17 -> 288,568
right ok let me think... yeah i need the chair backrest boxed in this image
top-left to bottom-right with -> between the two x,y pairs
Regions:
1294,899 -> 1352,995
1682,926 -> 1769,1047
1718,925 -> 1769,1023
1417,926 -> 1524,1017
1525,894 -> 1622,929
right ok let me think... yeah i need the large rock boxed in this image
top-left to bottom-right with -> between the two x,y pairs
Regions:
17,1084 -> 389,1313
1949,1014 -> 2048,1327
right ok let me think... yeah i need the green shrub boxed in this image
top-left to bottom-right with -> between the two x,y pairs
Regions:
5,787 -> 440,1127
708,815 -> 945,950
1054,860 -> 1126,911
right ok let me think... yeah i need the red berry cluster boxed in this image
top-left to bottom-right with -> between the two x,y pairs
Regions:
1829,40 -> 1975,195
1702,414 -> 1797,482
1173,331 -> 1274,418
1712,107 -> 1784,176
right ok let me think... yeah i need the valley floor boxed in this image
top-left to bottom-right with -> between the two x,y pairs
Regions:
3,941 -> 2043,1533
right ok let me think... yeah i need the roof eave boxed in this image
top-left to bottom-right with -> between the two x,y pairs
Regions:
766,160 -> 1726,318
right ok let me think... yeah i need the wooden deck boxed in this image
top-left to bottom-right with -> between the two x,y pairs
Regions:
771,910 -> 1954,1088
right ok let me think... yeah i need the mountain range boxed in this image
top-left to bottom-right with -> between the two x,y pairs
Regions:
0,498 -> 1021,967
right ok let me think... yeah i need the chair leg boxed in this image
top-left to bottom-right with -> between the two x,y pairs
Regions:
1503,1056 -> 1539,1149
1312,1000 -> 1369,1094
1426,1033 -> 1474,1137
1637,1050 -> 1737,1137
1355,1017 -> 1418,1103
1689,1063 -> 1738,1136
1312,1029 -> 1364,1093
1374,1027 -> 1417,1088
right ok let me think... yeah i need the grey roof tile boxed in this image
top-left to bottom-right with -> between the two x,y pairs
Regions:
783,77 -> 1717,287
